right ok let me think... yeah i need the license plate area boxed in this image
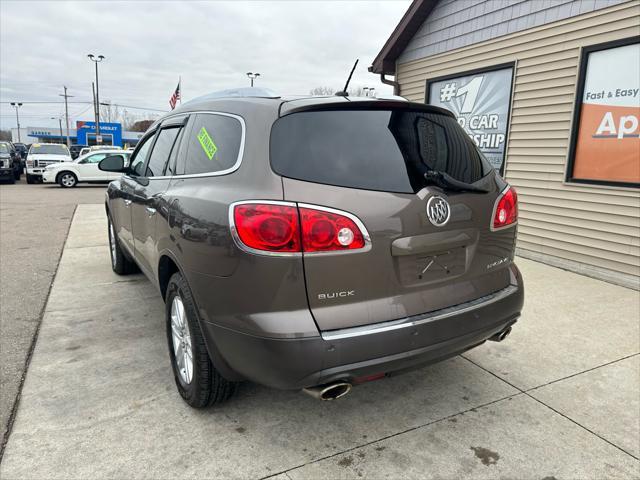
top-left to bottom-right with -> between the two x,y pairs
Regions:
395,246 -> 467,286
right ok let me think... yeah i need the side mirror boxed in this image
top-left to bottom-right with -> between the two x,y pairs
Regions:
99,155 -> 126,172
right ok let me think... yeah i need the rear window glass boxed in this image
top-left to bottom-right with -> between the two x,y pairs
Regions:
29,144 -> 69,155
270,109 -> 491,193
182,113 -> 242,175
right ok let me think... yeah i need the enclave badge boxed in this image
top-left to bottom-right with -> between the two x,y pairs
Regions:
426,196 -> 451,227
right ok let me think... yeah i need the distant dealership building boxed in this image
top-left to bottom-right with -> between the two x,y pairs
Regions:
371,0 -> 639,288
11,120 -> 144,147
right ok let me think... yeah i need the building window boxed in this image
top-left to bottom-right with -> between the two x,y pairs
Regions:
425,63 -> 514,175
567,37 -> 640,188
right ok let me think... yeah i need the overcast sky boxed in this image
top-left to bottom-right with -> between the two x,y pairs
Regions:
0,0 -> 410,130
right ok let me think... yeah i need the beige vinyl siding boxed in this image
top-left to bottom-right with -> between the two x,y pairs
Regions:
396,0 -> 640,286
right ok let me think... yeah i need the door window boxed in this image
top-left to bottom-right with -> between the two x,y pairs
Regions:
145,127 -> 181,177
181,113 -> 243,175
165,128 -> 185,176
81,153 -> 107,164
129,134 -> 154,176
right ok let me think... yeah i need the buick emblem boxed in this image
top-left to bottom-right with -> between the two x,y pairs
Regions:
426,196 -> 451,227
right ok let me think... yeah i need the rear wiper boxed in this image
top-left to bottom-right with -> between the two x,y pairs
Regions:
423,170 -> 488,193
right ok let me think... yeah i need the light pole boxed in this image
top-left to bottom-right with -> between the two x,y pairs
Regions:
88,54 -> 105,142
51,117 -> 63,143
246,72 -> 260,87
10,102 -> 22,142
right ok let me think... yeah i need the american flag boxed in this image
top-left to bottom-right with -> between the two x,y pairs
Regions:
169,80 -> 181,110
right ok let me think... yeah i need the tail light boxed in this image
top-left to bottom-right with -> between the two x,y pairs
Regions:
299,206 -> 365,252
232,203 -> 301,253
231,201 -> 370,255
492,186 -> 518,231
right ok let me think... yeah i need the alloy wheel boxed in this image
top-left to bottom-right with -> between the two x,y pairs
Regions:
170,295 -> 193,384
108,221 -> 116,268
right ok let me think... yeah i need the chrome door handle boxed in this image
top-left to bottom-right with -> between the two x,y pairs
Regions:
145,207 -> 156,216
124,199 -> 132,207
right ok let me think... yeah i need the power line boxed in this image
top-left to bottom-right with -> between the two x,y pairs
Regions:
0,100 -> 167,112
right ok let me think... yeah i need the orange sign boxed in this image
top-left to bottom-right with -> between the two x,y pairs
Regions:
573,104 -> 640,183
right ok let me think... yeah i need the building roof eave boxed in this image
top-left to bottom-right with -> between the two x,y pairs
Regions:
369,0 -> 437,75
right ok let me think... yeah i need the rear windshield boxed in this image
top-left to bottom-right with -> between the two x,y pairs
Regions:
271,109 -> 491,193
30,144 -> 69,155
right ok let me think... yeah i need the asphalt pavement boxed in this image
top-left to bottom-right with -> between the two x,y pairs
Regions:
1,204 -> 638,479
0,179 -> 106,453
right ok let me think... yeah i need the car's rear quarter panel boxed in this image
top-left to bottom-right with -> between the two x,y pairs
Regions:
158,101 -> 318,339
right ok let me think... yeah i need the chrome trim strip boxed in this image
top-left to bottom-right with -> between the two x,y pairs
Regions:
228,200 -> 302,258
321,285 -> 519,341
228,201 -> 372,258
490,185 -> 518,232
297,203 -> 372,256
130,111 -> 246,181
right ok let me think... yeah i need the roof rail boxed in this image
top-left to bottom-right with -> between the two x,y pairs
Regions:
186,87 -> 280,104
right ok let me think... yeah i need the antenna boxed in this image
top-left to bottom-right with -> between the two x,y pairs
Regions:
335,59 -> 359,97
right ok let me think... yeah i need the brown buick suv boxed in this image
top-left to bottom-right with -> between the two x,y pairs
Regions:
100,88 -> 524,407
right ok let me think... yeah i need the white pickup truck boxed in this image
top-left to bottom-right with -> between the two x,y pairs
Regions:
26,143 -> 72,184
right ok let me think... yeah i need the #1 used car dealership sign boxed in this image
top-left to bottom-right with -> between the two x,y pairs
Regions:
427,66 -> 514,174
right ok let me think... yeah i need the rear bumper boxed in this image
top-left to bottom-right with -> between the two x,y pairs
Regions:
201,265 -> 524,390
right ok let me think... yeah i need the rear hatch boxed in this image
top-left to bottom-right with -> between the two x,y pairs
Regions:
271,102 -> 517,332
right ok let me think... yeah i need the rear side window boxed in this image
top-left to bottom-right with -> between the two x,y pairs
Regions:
145,127 -> 181,177
271,109 -> 491,193
182,113 -> 243,175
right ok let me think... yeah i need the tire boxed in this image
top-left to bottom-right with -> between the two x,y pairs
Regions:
165,272 -> 237,408
108,215 -> 137,275
58,171 -> 77,188
26,174 -> 35,184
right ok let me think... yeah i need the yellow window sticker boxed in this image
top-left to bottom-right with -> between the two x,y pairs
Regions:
197,127 -> 218,160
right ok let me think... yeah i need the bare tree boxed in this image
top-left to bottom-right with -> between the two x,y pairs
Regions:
309,85 -> 376,97
95,102 -> 159,131
129,120 -> 155,132
309,86 -> 335,96
100,102 -> 121,123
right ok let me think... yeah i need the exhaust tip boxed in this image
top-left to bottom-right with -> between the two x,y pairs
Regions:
489,326 -> 512,342
320,382 -> 352,401
499,326 -> 512,341
303,381 -> 352,401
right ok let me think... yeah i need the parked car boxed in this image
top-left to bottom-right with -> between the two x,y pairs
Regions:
42,150 -> 130,188
0,141 -> 21,183
100,91 -> 524,407
13,142 -> 28,161
69,144 -> 87,160
78,145 -> 121,158
26,143 -> 72,184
